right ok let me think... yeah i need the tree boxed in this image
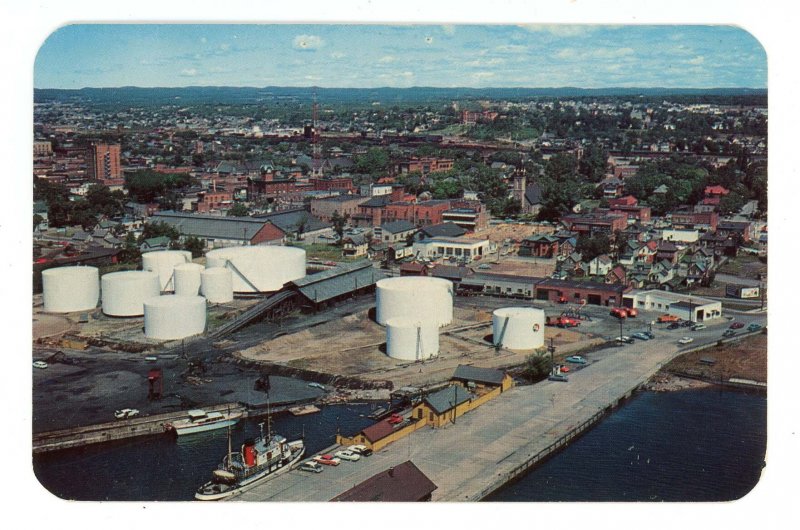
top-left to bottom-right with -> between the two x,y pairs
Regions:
576,234 -> 611,262
295,213 -> 309,241
182,236 -> 206,258
227,203 -> 250,217
354,148 -> 390,175
521,354 -> 551,383
578,143 -> 609,183
139,221 -> 180,244
118,233 -> 142,264
331,211 -> 348,244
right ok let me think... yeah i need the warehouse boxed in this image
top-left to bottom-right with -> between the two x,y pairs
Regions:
289,260 -> 385,309
535,279 -> 629,306
412,236 -> 492,263
331,461 -> 437,502
149,211 -> 285,248
622,290 -> 722,322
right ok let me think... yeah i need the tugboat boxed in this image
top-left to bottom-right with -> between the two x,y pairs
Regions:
195,421 -> 305,501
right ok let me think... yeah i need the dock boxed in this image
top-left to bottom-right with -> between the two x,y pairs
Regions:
32,403 -> 245,454
235,335 -> 717,502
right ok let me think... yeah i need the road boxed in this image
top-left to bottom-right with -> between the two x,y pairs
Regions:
236,311 -> 767,502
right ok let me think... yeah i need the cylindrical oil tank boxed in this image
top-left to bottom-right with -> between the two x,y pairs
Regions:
492,307 -> 546,350
173,263 -> 205,296
375,277 -> 453,327
143,295 -> 207,340
205,246 -> 306,293
200,267 -> 234,304
101,271 -> 161,317
42,266 -> 100,313
142,250 -> 192,292
385,318 -> 440,361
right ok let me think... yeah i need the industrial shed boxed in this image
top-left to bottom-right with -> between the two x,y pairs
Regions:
289,260 -> 385,309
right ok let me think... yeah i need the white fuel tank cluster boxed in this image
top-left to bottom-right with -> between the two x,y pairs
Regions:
41,266 -> 100,313
205,246 -> 306,293
492,307 -> 546,350
375,277 -> 453,328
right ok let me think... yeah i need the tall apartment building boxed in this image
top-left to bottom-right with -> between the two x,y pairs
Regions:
88,143 -> 123,186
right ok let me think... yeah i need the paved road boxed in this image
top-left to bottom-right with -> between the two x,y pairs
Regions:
236,312 -> 767,502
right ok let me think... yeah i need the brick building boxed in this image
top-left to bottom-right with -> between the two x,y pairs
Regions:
670,209 -> 719,231
195,191 -> 234,213
383,200 -> 452,227
88,143 -> 123,186
561,213 -> 627,236
311,176 -> 355,193
309,195 -> 369,222
396,157 -> 454,175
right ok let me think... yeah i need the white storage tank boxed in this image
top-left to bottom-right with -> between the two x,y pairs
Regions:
492,307 -> 546,350
42,266 -> 100,313
142,250 -> 192,292
144,295 -> 207,340
101,271 -> 161,317
205,246 -> 306,293
200,267 -> 234,304
173,263 -> 205,296
375,277 -> 453,327
385,318 -> 440,361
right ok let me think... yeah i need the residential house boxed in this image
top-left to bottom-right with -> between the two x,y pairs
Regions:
587,254 -> 613,276
342,234 -> 368,258
518,234 -> 559,258
605,265 -> 627,285
373,220 -> 417,245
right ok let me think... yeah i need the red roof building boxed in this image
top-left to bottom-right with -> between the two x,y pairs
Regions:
331,461 -> 437,502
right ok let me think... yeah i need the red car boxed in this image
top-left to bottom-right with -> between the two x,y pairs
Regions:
312,454 -> 341,466
730,322 -> 745,329
625,308 -> 638,318
557,296 -> 568,304
387,413 -> 404,425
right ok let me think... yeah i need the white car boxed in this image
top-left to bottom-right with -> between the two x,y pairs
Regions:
334,450 -> 361,462
32,361 -> 48,369
348,444 -> 373,456
114,408 -> 140,420
678,337 -> 694,345
299,461 -> 323,473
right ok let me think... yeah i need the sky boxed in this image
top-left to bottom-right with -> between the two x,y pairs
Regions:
34,24 -> 767,89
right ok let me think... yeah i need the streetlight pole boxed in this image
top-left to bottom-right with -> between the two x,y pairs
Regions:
548,337 -> 556,375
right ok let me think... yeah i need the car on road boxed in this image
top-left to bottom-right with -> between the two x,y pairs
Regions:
387,413 -> 404,425
477,263 -> 492,270
299,461 -> 323,473
631,332 -> 651,341
615,336 -> 634,344
730,321 -> 745,329
32,360 -> 48,369
722,329 -> 737,337
678,337 -> 694,345
334,450 -> 361,462
658,314 -> 680,323
565,355 -> 587,364
681,320 -> 693,328
667,322 -> 682,330
747,323 -> 762,332
548,373 -> 569,382
642,331 -> 655,339
625,308 -> 638,318
114,408 -> 140,420
691,324 -> 707,331
348,444 -> 373,457
312,454 -> 341,466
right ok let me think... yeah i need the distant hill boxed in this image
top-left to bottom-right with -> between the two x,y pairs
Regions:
34,86 -> 768,107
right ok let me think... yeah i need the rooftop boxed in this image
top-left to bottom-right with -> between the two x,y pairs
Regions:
331,461 -> 437,502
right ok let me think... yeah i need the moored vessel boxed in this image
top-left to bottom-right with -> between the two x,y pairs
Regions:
165,409 -> 242,436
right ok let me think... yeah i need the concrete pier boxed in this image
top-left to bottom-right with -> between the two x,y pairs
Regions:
237,326 -> 765,502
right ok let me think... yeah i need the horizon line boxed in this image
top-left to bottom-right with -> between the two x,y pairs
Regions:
34,85 -> 768,92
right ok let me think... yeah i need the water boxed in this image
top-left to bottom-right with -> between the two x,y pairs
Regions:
487,387 -> 767,502
33,403 -> 377,501
34,389 -> 767,502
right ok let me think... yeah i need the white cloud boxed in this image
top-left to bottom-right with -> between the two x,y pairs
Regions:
472,72 -> 495,79
378,55 -> 396,64
688,56 -> 705,65
180,68 -> 198,77
465,58 -> 505,67
521,24 -> 595,37
293,35 -> 324,51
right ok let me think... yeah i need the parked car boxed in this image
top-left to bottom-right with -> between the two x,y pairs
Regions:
667,322 -> 682,330
678,337 -> 694,345
312,454 -> 341,466
548,373 -> 569,382
299,461 -> 324,473
658,314 -> 680,323
642,331 -> 655,339
32,360 -> 48,369
334,450 -> 361,462
610,307 -> 627,319
348,444 -> 373,456
615,336 -> 634,344
625,308 -> 638,318
114,408 -> 139,420
387,413 -> 404,425
747,323 -> 762,332
565,355 -> 587,364
691,324 -> 707,331
730,322 -> 745,329
681,320 -> 693,328
722,329 -> 737,337
631,332 -> 651,341
477,263 -> 492,270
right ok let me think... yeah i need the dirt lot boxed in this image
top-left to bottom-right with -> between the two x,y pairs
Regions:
467,222 -> 555,244
662,332 -> 767,383
235,301 -> 603,389
478,257 -> 556,278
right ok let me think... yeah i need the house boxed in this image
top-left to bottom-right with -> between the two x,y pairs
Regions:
518,234 -> 559,258
341,234 -> 368,258
587,254 -> 613,276
605,265 -> 627,285
655,241 -> 681,263
450,365 -> 513,393
649,260 -> 675,284
331,461 -> 437,502
399,262 -> 428,276
373,220 -> 417,244
140,236 -> 171,251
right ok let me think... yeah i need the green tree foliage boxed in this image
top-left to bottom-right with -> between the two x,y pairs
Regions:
118,233 -> 142,264
576,234 -> 611,262
578,143 -> 609,183
521,354 -> 551,383
86,184 -> 126,218
182,236 -> 206,258
139,221 -> 180,243
331,211 -> 349,244
125,170 -> 191,203
226,203 -> 250,217
354,148 -> 390,175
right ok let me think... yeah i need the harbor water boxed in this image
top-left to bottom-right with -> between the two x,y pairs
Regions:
487,387 -> 767,502
33,388 -> 767,502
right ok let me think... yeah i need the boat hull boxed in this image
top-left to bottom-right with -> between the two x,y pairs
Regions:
172,418 -> 240,436
195,443 -> 305,501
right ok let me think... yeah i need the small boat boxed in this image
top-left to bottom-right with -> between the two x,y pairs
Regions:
367,407 -> 387,420
195,423 -> 305,501
288,404 -> 320,416
165,409 -> 242,436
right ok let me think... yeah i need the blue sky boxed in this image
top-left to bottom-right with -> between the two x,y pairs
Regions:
34,24 -> 766,89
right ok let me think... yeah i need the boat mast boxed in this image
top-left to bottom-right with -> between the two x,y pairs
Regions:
226,425 -> 232,468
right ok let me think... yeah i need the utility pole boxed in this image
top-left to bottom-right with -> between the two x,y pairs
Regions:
548,337 -> 556,375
